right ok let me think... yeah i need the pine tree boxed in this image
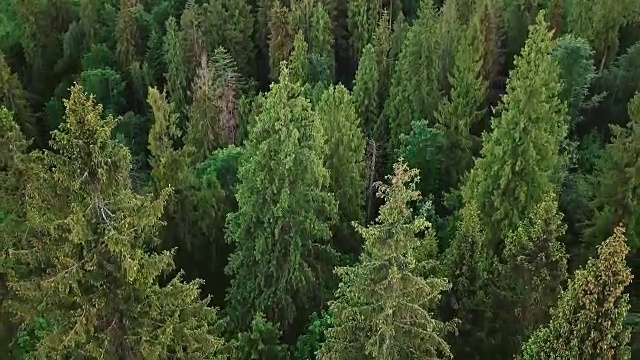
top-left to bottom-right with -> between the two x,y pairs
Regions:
434,25 -> 486,197
318,161 -> 455,360
462,11 -> 568,249
268,1 -> 294,81
316,85 -> 366,253
385,0 -> 441,156
352,44 -> 379,138
520,226 -> 633,359
225,66 -> 338,336
5,84 -> 224,358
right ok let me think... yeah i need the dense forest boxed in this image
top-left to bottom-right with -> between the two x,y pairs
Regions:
1,0 -> 640,358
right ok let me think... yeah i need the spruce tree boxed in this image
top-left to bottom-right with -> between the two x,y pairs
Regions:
462,11 -> 568,249
585,93 -> 640,252
116,0 -> 140,69
316,85 -> 366,253
385,0 -> 441,155
318,161 -> 455,360
352,44 -> 379,138
434,25 -> 486,197
289,31 -> 309,85
225,66 -> 338,336
222,0 -> 255,79
5,84 -> 224,358
268,1 -> 293,81
347,0 -> 379,61
179,0 -> 205,77
520,226 -> 633,359
310,3 -> 335,81
0,53 -> 36,142
163,16 -> 188,116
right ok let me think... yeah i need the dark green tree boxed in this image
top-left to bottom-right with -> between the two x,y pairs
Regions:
520,226 -> 633,359
163,16 -> 188,116
318,160 -> 455,359
225,67 -> 338,338
352,44 -> 379,138
116,0 -> 140,69
5,84 -> 224,358
228,313 -> 289,360
268,1 -> 294,81
0,53 -> 36,142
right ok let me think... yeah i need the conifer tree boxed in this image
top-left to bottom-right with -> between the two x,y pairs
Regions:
352,44 -> 379,138
163,16 -> 188,115
179,0 -> 205,77
225,66 -> 338,336
495,194 -> 568,357
222,0 -> 255,79
469,0 -> 503,88
319,161 -> 455,359
290,31 -> 309,85
116,0 -> 140,69
585,93 -> 640,251
520,226 -> 633,359
5,84 -> 224,358
385,0 -> 441,155
347,0 -> 380,61
310,3 -> 335,81
268,1 -> 294,81
462,12 -> 568,249
434,26 -> 486,196
372,10 -> 393,111
316,85 -> 366,252
0,53 -> 36,142
438,0 -> 462,92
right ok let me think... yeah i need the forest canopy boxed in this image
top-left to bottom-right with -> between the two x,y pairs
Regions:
1,0 -> 640,359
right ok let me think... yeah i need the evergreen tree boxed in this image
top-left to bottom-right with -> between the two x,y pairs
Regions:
347,0 -> 380,61
289,31 -> 310,85
225,67 -> 338,337
0,53 -> 36,142
310,2 -> 335,81
438,0 -> 462,92
222,0 -> 255,79
520,226 -> 633,359
5,84 -> 224,358
585,93 -> 640,252
469,0 -> 503,90
163,16 -> 188,115
268,1 -> 294,82
385,0 -> 441,155
318,161 -> 455,359
116,0 -> 140,69
316,85 -> 366,253
495,194 -> 568,357
434,25 -> 486,198
352,44 -> 379,138
462,12 -> 568,249
228,313 -> 290,360
179,0 -> 205,77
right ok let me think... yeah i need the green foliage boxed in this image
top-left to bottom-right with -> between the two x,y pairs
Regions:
77,67 -> 126,114
0,53 -> 36,142
386,0 -> 441,155
5,84 -> 224,358
399,120 -> 444,199
310,3 -> 335,81
462,12 -> 568,249
585,93 -> 640,252
319,161 -> 455,359
352,44 -> 379,138
552,34 -> 596,123
82,44 -> 117,70
225,67 -> 338,334
294,311 -> 334,360
520,226 -> 633,359
268,1 -> 293,82
290,31 -> 310,85
116,0 -> 140,69
228,313 -> 289,360
164,16 -> 188,115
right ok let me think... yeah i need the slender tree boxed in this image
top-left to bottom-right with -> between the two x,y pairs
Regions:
116,0 -> 140,69
163,16 -> 188,116
319,161 -> 455,360
268,1 -> 294,81
0,53 -> 36,142
352,44 -> 379,138
5,84 -> 224,358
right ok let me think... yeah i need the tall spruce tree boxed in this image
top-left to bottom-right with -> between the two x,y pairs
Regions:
163,16 -> 188,116
225,66 -> 338,338
462,11 -> 568,250
116,0 -> 140,69
5,84 -> 224,358
0,53 -> 36,143
318,161 -> 455,360
268,1 -> 294,82
520,226 -> 633,359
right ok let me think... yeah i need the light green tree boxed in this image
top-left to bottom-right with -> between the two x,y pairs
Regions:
319,161 -> 455,360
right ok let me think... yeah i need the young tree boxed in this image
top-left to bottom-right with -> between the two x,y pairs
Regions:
520,226 -> 633,359
225,67 -> 338,337
5,84 -> 224,358
319,161 -> 455,360
462,12 -> 568,250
